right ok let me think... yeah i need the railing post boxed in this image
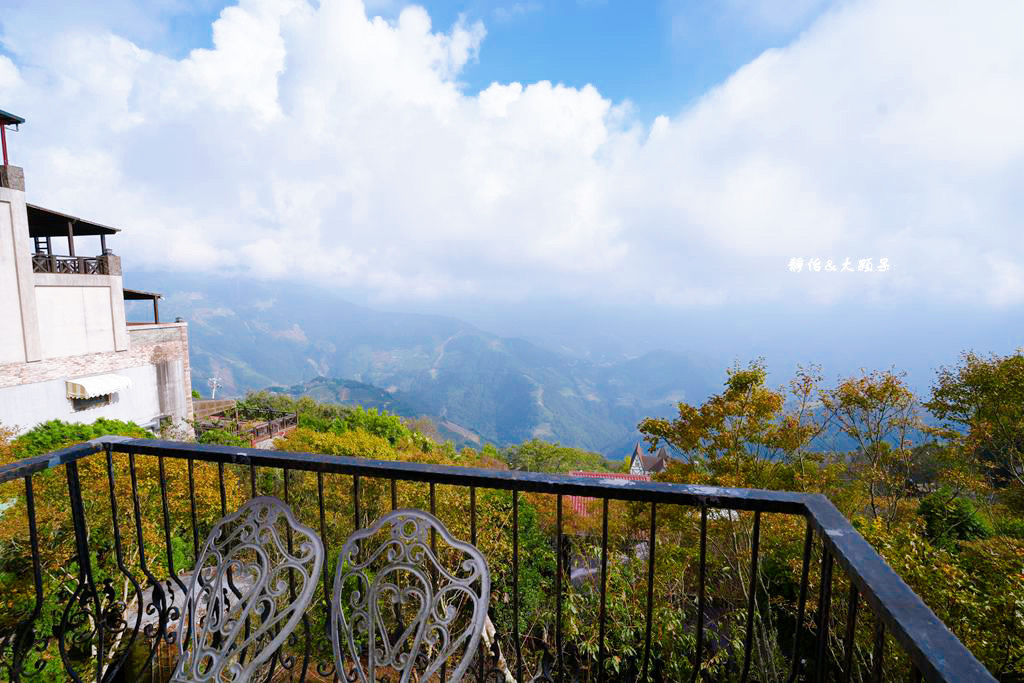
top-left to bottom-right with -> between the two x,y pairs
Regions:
66,459 -> 93,598
61,461 -> 105,682
9,476 -> 45,683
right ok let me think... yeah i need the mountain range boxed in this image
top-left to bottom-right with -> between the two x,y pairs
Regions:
134,275 -> 719,455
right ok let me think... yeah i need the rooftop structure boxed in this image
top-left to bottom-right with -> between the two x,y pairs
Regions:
0,108 -> 24,167
629,442 -> 671,475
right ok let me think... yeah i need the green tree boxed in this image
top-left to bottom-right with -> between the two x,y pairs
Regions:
13,418 -> 152,456
502,439 -> 612,473
925,351 -> 1024,489
275,427 -> 395,459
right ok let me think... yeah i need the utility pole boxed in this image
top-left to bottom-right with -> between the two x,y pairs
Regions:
208,376 -> 222,400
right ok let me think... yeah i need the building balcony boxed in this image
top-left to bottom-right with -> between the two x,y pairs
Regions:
31,252 -> 119,276
0,438 -> 996,682
26,203 -> 122,278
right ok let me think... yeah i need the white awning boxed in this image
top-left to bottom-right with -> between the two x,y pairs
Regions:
66,374 -> 132,399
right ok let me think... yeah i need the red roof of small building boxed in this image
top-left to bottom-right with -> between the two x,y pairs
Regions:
566,470 -> 651,517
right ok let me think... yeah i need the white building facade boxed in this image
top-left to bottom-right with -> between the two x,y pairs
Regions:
0,158 -> 193,433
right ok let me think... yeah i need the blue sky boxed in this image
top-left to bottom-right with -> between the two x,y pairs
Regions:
0,0 -> 1021,387
1,0 -> 829,120
404,0 -> 825,119
457,0 -> 834,117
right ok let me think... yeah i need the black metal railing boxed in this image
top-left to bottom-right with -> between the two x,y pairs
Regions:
0,437 -> 996,682
31,253 -> 110,275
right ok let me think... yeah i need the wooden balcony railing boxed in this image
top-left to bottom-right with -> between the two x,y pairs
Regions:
31,253 -> 112,275
239,411 -> 299,443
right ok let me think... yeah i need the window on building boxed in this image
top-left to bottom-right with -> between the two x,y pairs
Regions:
72,394 -> 112,411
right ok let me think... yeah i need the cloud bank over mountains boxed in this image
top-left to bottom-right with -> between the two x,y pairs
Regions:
1,0 -> 1022,312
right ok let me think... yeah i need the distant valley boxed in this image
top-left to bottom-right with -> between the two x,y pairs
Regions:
138,276 -> 720,456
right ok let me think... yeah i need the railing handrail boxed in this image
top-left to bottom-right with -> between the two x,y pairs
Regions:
30,253 -> 110,275
237,413 -> 296,439
0,436 -> 996,681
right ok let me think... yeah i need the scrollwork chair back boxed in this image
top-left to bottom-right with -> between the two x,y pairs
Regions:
332,508 -> 490,683
171,496 -> 324,682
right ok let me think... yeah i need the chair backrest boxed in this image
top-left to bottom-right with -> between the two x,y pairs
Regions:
331,508 -> 490,683
172,496 -> 324,682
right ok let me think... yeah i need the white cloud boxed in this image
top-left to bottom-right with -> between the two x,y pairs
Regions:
0,56 -> 22,90
988,257 -> 1024,308
493,2 -> 542,23
726,0 -> 832,34
0,0 -> 1021,312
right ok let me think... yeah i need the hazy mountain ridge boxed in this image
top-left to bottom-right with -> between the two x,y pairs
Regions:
266,377 -> 422,418
139,276 -> 718,455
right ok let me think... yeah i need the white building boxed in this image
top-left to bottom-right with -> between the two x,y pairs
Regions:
0,109 -> 193,434
629,442 -> 670,476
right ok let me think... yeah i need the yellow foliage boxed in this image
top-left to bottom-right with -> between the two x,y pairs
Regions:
274,427 -> 395,459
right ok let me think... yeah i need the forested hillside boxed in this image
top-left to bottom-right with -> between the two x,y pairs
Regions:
140,276 -> 718,454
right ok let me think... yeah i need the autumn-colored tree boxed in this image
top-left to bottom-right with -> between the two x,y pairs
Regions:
819,369 -> 922,526
638,360 -> 823,488
633,362 -> 834,679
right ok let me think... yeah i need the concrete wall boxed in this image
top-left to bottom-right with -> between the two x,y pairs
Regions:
0,364 -> 163,431
0,322 -> 195,434
35,282 -> 117,357
0,185 -> 40,364
129,324 -> 195,428
31,273 -> 129,358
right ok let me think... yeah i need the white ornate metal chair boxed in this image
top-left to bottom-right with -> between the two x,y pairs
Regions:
171,496 -> 324,682
331,508 -> 490,683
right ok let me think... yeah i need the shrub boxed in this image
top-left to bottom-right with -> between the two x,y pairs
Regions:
197,428 -> 249,447
298,412 -> 335,432
339,406 -> 411,445
13,418 -> 151,458
918,488 -> 992,547
1001,482 -> 1024,515
275,427 -> 395,459
994,516 -> 1024,539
